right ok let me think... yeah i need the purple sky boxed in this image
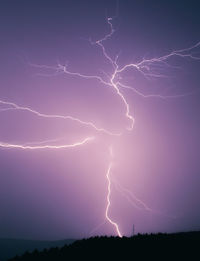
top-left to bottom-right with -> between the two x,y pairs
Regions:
0,0 -> 200,240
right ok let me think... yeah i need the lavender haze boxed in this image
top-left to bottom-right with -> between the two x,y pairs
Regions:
0,0 -> 200,240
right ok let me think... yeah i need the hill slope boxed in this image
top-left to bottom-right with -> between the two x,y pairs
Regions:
0,238 -> 74,261
8,231 -> 200,260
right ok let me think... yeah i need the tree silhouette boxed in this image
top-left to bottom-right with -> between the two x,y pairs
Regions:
8,231 -> 199,261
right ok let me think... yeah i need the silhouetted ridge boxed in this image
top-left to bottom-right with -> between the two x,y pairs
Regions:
8,231 -> 200,260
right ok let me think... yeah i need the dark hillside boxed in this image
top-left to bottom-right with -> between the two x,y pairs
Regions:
8,231 -> 200,260
0,238 -> 74,261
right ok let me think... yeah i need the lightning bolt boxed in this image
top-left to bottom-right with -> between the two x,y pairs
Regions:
112,176 -> 177,219
0,137 -> 94,150
0,100 -> 120,136
83,17 -> 199,236
1,10 -> 199,238
105,146 -> 122,238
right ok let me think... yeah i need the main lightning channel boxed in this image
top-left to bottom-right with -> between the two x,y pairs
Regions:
90,17 -> 200,236
105,160 -> 122,237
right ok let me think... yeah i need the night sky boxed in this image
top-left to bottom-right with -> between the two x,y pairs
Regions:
0,0 -> 200,240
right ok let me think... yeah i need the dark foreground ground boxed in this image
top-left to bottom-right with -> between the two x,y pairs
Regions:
7,231 -> 200,260
0,239 -> 75,261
